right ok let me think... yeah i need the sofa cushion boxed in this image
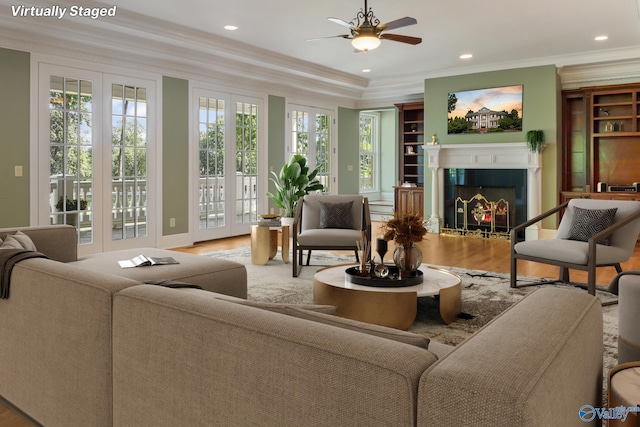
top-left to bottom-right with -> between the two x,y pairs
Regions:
285,307 -> 430,349
319,201 -> 354,229
514,238 -> 628,265
566,206 -> 617,245
297,228 -> 363,247
72,248 -> 247,299
0,231 -> 37,251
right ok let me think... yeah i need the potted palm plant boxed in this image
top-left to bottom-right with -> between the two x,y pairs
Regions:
267,154 -> 324,223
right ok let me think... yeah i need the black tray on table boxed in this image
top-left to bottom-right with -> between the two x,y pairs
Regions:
344,265 -> 423,288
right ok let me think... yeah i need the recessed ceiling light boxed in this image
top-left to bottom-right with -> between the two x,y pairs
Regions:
460,54 -> 473,59
362,69 -> 371,73
595,35 -> 608,41
224,25 -> 238,31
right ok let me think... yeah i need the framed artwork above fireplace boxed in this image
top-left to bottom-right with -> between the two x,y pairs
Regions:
447,85 -> 523,134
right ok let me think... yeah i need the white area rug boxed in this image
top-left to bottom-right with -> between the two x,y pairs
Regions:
207,247 -> 619,377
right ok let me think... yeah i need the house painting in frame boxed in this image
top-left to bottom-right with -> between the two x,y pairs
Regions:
447,85 -> 523,134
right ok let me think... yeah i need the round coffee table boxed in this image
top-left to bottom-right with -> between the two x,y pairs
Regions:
313,264 -> 461,330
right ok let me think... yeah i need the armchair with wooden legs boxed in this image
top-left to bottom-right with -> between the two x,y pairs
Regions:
292,194 -> 371,277
510,198 -> 640,296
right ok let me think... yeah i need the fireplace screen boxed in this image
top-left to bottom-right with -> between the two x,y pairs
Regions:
443,186 -> 515,239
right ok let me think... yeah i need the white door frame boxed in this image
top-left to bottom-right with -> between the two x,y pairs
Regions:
190,87 -> 267,242
34,59 -> 161,256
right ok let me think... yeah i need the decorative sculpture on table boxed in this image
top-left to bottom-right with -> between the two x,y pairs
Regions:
356,230 -> 371,275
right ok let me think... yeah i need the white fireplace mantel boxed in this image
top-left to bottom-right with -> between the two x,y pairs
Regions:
423,142 -> 543,239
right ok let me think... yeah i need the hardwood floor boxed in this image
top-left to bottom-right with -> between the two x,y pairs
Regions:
2,224 -> 638,425
0,401 -> 35,427
176,221 -> 640,285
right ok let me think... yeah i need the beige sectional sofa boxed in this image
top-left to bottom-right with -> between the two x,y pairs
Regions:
0,225 -> 246,427
111,285 -> 603,427
0,226 -> 604,426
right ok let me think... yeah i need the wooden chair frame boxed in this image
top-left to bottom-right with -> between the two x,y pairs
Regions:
510,202 -> 640,295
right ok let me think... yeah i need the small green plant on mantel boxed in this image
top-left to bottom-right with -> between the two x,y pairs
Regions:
525,130 -> 545,153
267,154 -> 324,218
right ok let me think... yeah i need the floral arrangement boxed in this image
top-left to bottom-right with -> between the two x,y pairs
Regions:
381,211 -> 427,247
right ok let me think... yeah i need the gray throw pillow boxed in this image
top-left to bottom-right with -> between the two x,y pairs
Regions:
319,201 -> 354,229
0,231 -> 37,251
567,206 -> 617,246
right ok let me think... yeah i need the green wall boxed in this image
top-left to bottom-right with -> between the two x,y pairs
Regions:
0,48 -> 31,227
424,65 -> 560,226
162,76 -> 189,235
337,107 -> 360,194
0,45 -> 562,234
267,95 -> 286,213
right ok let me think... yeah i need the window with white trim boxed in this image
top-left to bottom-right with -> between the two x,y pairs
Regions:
359,112 -> 379,193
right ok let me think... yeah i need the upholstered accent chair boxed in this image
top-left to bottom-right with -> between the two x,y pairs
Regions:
510,198 -> 640,295
292,194 -> 371,277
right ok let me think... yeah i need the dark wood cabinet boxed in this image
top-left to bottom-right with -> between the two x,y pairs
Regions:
561,83 -> 640,201
394,101 -> 425,216
393,186 -> 424,218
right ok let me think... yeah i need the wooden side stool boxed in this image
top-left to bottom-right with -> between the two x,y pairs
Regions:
608,362 -> 640,426
250,225 -> 289,265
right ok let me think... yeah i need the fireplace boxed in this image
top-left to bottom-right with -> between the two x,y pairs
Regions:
442,169 -> 526,239
424,143 -> 543,240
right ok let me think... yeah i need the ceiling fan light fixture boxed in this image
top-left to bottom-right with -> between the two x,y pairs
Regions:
352,35 -> 381,51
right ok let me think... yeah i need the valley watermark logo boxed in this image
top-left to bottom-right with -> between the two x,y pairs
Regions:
11,5 -> 117,20
579,404 -> 640,423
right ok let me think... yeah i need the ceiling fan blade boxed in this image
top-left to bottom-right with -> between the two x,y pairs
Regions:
378,17 -> 417,31
380,33 -> 422,45
328,17 -> 355,30
306,34 -> 352,42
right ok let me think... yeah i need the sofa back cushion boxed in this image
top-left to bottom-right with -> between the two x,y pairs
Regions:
418,288 -> 603,427
113,285 -> 437,427
0,225 -> 77,262
0,258 -> 138,427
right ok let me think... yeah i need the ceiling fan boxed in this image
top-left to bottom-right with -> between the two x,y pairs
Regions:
308,0 -> 422,52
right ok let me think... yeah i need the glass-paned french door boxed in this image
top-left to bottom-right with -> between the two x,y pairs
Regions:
38,64 -> 157,255
48,75 -> 95,244
288,105 -> 334,193
110,83 -> 148,241
193,89 -> 264,241
198,97 -> 225,230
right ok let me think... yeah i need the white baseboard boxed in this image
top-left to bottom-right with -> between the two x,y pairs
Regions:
157,232 -> 192,249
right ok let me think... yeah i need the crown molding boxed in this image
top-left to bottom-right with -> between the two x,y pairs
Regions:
0,10 -> 368,102
558,58 -> 640,89
2,0 -> 639,105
